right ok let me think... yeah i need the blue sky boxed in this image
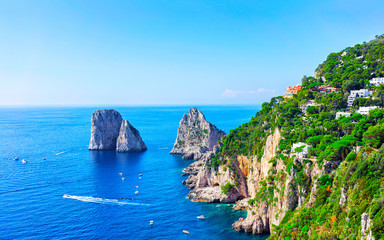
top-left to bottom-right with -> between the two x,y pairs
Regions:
0,0 -> 383,106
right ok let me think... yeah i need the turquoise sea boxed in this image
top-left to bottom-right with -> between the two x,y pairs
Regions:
0,106 -> 269,240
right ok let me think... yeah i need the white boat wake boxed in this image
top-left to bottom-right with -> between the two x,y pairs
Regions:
63,194 -> 150,206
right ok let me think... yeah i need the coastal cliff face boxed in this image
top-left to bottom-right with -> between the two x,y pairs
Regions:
89,109 -> 123,150
232,132 -> 325,235
89,109 -> 147,152
184,129 -> 281,204
182,127 -> 329,235
116,120 -> 147,152
170,108 -> 226,160
181,35 -> 384,239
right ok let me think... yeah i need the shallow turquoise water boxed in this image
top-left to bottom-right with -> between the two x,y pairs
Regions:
0,106 -> 269,240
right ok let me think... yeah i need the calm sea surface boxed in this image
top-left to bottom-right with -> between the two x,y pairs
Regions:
0,106 -> 269,240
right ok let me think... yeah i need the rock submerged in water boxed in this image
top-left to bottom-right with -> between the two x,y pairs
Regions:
89,109 -> 147,152
89,109 -> 123,150
116,120 -> 147,152
170,108 -> 225,160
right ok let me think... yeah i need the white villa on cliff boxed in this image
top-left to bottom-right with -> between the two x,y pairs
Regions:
299,100 -> 318,113
336,112 -> 351,119
369,77 -> 384,87
357,106 -> 380,115
291,142 -> 311,159
347,89 -> 371,110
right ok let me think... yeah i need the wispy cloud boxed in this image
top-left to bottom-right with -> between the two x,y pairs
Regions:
221,88 -> 276,98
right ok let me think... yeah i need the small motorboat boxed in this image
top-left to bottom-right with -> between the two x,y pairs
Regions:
21,159 -> 27,164
135,186 -> 139,188
197,215 -> 205,220
150,220 -> 154,225
135,191 -> 139,195
122,177 -> 125,181
183,230 -> 190,234
139,173 -> 142,176
14,157 -> 19,161
118,173 -> 123,176
216,205 -> 221,207
139,177 -> 142,180
63,194 -> 69,198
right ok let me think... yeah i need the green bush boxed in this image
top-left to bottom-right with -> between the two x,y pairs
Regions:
221,182 -> 234,194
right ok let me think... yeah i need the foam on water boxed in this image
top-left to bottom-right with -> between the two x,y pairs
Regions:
63,194 -> 150,206
54,151 -> 66,156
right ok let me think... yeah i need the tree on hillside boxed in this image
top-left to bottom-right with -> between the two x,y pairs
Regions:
363,124 -> 384,148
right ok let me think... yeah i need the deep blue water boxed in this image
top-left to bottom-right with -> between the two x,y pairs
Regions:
0,106 -> 269,240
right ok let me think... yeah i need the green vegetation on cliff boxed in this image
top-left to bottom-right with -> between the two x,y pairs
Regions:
209,34 -> 384,239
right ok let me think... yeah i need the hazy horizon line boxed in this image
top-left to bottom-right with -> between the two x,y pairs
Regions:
0,103 -> 262,108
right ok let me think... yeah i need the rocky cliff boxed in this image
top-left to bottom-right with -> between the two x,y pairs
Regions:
231,128 -> 326,235
170,108 -> 226,160
89,109 -> 147,152
89,109 -> 123,150
179,35 -> 384,239
116,120 -> 147,152
182,128 -> 326,235
183,128 -> 281,203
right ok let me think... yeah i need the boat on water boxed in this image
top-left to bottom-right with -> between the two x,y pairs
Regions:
118,173 -> 123,176
14,157 -> 19,161
150,220 -> 153,225
63,194 -> 70,198
197,215 -> 205,220
21,159 -> 27,164
183,230 -> 190,234
135,191 -> 139,195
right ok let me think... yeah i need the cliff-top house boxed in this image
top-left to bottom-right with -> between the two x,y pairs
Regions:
291,142 -> 311,159
369,77 -> 384,87
347,89 -> 372,110
357,106 -> 380,115
284,85 -> 303,98
315,85 -> 338,93
336,112 -> 351,119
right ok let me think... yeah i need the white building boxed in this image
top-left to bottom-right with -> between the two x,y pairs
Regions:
350,89 -> 371,98
356,106 -> 380,115
299,100 -> 317,113
369,77 -> 384,87
347,89 -> 372,108
336,112 -> 351,119
291,142 -> 311,159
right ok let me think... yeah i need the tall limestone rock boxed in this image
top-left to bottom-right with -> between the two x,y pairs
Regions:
116,120 -> 147,152
170,108 -> 226,160
89,109 -> 123,150
89,109 -> 147,152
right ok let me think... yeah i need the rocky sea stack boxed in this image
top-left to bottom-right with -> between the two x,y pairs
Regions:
89,109 -> 147,152
116,120 -> 147,152
170,107 -> 226,160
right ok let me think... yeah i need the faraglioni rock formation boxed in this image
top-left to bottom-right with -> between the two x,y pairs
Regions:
116,120 -> 147,152
88,109 -> 123,150
170,108 -> 226,160
89,109 -> 147,152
